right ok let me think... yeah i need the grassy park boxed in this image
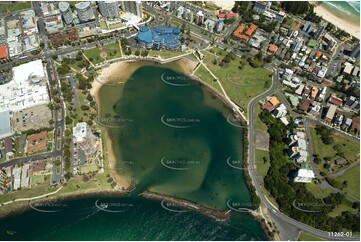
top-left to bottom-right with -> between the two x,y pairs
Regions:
84,42 -> 122,64
333,165 -> 360,198
298,232 -> 324,241
198,47 -> 272,111
255,149 -> 270,177
0,2 -> 31,13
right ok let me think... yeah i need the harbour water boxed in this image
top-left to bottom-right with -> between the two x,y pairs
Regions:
0,62 -> 267,240
0,196 -> 267,240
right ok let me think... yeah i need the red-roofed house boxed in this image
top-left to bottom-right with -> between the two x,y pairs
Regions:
299,101 -> 311,112
233,24 -> 249,41
0,46 -> 7,59
329,96 -> 343,107
351,117 -> 360,136
245,24 -> 257,36
218,13 -> 237,20
261,103 -> 275,112
268,44 -> 278,53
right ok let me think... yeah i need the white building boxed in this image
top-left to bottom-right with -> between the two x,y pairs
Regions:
0,60 -> 49,113
294,165 -> 315,183
12,167 -> 21,190
273,104 -> 287,118
98,1 -> 120,19
73,122 -> 97,156
59,2 -> 74,25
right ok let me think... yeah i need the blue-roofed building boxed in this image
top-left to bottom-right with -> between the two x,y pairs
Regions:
137,26 -> 181,50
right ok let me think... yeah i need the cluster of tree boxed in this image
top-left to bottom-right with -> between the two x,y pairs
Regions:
259,110 -> 360,232
280,2 -> 311,15
134,50 -> 149,57
315,125 -> 334,145
232,1 -> 249,14
304,10 -> 322,23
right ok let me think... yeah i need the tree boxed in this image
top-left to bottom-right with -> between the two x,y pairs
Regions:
134,50 -> 140,56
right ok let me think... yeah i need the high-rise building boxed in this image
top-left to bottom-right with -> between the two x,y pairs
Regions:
350,44 -> 360,59
97,1 -> 120,19
216,20 -> 224,33
75,2 -> 95,23
121,1 -> 143,17
314,24 -> 326,40
58,2 -> 73,25
184,8 -> 193,22
73,122 -> 97,156
195,11 -> 204,25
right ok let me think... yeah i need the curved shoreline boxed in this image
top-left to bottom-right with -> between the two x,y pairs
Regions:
1,56 -> 270,239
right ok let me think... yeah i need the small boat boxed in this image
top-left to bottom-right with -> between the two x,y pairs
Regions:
7,230 -> 16,235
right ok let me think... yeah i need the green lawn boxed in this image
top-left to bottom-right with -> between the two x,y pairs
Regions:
305,181 -> 334,199
199,48 -> 272,111
108,22 -> 124,29
254,105 -> 268,131
59,173 -> 112,195
333,165 -> 360,198
298,231 -> 324,241
84,42 -> 122,64
0,2 -> 31,13
328,199 -> 359,217
148,50 -> 186,59
79,164 -> 99,174
194,65 -> 220,90
255,149 -> 270,177
31,175 -> 46,186
0,184 -> 57,205
309,127 -> 360,165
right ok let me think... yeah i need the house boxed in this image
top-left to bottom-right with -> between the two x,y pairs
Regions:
343,118 -> 352,129
261,102 -> 275,112
325,104 -> 337,123
268,96 -> 279,106
26,131 -> 47,153
294,164 -> 315,183
245,23 -> 257,36
273,104 -> 287,118
4,137 -> 14,157
351,117 -> 360,136
295,84 -> 304,96
295,150 -> 308,163
343,62 -> 354,75
0,46 -> 7,59
335,157 -> 347,165
268,44 -> 278,53
310,86 -> 319,100
329,95 -> 343,107
299,100 -> 311,112
280,117 -> 289,126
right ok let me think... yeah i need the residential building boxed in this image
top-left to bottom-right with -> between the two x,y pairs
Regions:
196,11 -> 204,25
204,19 -> 216,31
121,1 -> 143,18
294,164 -> 315,183
343,62 -> 354,75
350,43 -> 360,59
44,15 -> 64,34
98,1 -> 120,19
4,137 -> 14,157
59,2 -> 73,25
73,122 -> 97,156
0,169 -> 6,194
273,103 -> 287,118
176,6 -> 184,18
216,20 -> 224,33
75,2 -> 95,23
26,131 -> 47,153
0,46 -> 7,59
310,86 -> 318,100
21,164 -> 30,188
329,95 -> 343,107
351,117 -> 360,136
325,104 -> 337,123
12,167 -> 21,190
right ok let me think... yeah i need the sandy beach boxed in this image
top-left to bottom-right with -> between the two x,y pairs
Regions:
90,58 -> 198,189
313,3 -> 360,39
211,0 -> 236,11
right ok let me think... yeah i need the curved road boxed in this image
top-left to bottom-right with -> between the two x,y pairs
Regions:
247,69 -> 359,241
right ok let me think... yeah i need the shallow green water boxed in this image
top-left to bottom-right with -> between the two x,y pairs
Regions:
98,64 -> 251,211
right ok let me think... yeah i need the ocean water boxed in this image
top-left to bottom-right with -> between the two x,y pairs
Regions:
322,1 -> 360,23
0,196 -> 267,240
